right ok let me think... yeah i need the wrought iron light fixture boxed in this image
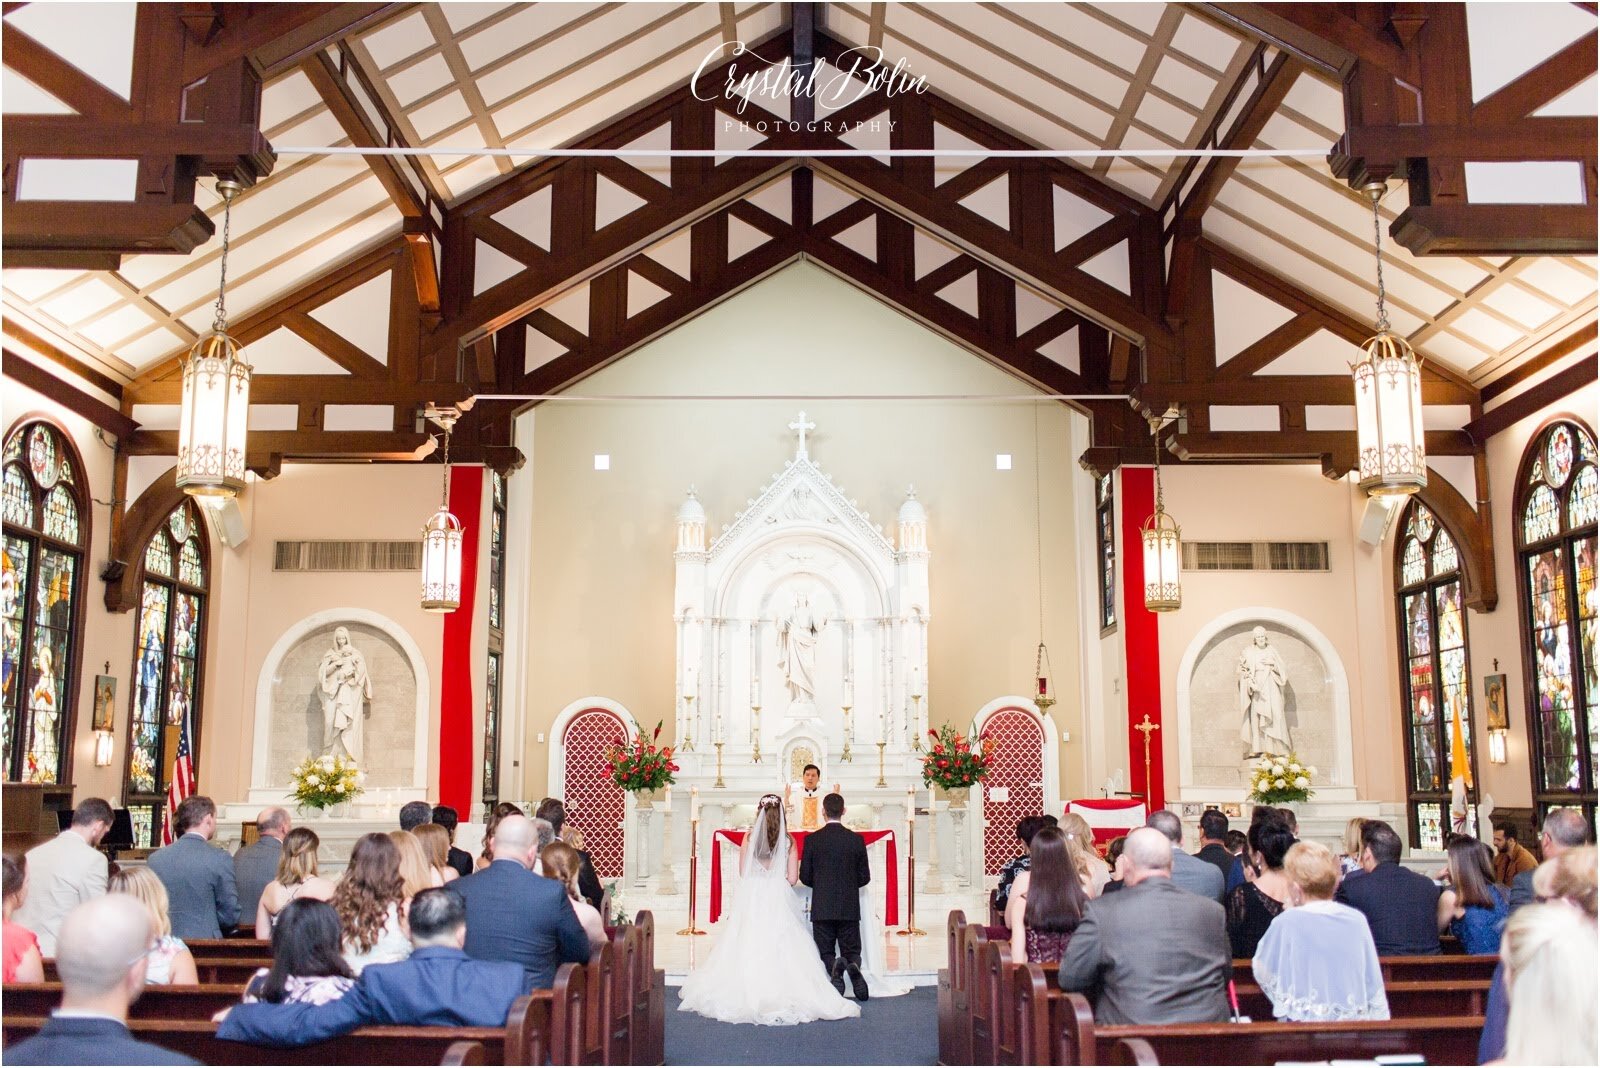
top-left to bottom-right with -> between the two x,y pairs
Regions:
1140,414 -> 1182,612
420,406 -> 464,613
177,180 -> 253,499
1352,182 -> 1426,497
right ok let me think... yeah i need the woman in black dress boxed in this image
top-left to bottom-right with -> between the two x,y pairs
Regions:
1226,810 -> 1297,958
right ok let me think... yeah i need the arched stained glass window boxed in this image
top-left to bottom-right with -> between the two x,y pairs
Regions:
1395,500 -> 1478,851
483,470 -> 507,816
125,502 -> 209,847
1516,419 -> 1598,827
1,421 -> 87,783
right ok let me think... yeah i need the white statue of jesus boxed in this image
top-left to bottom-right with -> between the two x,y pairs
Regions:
319,626 -> 372,765
777,591 -> 825,711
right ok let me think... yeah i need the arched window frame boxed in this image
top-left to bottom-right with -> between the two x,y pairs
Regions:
1096,473 -> 1116,633
123,500 -> 209,847
1513,416 -> 1598,828
1,418 -> 90,785
1394,499 -> 1479,852
483,470 -> 508,817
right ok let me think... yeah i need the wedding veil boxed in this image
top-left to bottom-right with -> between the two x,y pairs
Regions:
752,794 -> 789,866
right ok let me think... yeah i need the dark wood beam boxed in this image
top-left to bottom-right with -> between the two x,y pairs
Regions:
792,1 -> 817,128
2,349 -> 140,439
1481,321 -> 1598,402
2,21 -> 134,120
1,320 -> 127,400
188,3 -> 403,82
123,428 -> 433,460
1465,353 -> 1599,442
301,50 -> 426,219
1471,31 -> 1597,126
1391,204 -> 1598,256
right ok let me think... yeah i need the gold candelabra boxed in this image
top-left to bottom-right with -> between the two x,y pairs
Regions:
911,695 -> 924,751
876,741 -> 887,788
677,815 -> 707,936
750,706 -> 762,763
841,705 -> 853,763
681,695 -> 695,752
713,741 -> 726,789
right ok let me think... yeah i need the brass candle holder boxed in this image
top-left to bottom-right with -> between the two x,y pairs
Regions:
713,741 -> 726,789
841,705 -> 853,763
677,817 -> 707,936
750,705 -> 761,763
876,741 -> 887,788
681,695 -> 695,752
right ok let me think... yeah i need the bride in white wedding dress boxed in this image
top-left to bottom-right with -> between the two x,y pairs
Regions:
678,795 -> 861,1026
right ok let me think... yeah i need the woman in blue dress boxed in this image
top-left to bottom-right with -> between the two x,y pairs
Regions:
1437,834 -> 1509,954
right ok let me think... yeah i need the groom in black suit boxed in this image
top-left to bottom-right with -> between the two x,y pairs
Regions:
799,793 -> 872,1000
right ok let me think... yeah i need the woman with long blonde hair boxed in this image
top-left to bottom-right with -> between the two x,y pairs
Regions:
1497,901 -> 1598,1065
540,840 -> 606,954
332,833 -> 411,974
257,827 -> 337,932
412,823 -> 459,884
109,867 -> 198,985
389,829 -> 442,897
1058,812 -> 1112,897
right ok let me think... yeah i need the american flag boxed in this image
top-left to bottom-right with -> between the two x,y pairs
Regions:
162,701 -> 195,845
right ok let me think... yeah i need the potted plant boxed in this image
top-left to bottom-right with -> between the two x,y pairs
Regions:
607,721 -> 678,808
920,723 -> 995,805
1246,753 -> 1316,806
289,754 -> 364,817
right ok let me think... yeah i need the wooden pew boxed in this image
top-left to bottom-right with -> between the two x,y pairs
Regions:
443,1041 -> 488,1066
1232,979 -> 1491,1021
1228,954 -> 1497,988
44,957 -> 267,986
182,938 -> 273,960
937,910 -> 970,1066
5,984 -> 241,1020
632,911 -> 665,1066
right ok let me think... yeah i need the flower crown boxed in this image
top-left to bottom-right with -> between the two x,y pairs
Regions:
757,794 -> 783,810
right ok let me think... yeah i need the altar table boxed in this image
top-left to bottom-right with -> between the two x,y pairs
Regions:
709,828 -> 899,925
1066,798 -> 1147,852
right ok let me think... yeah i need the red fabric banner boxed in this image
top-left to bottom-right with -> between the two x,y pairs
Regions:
709,829 -> 899,926
1118,468 -> 1165,812
439,467 -> 483,817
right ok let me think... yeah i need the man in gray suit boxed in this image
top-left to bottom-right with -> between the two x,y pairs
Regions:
1511,808 -> 1589,909
1059,828 -> 1231,1025
1146,810 -> 1225,901
233,807 -> 290,923
147,796 -> 240,939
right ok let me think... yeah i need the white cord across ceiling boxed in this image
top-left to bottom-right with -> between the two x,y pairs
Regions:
273,145 -> 1329,160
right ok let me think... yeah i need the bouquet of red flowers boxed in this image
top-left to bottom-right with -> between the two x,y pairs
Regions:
920,723 -> 995,789
606,721 -> 679,792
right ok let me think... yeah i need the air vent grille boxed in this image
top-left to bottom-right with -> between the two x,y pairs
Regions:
274,541 -> 421,572
1182,541 -> 1329,572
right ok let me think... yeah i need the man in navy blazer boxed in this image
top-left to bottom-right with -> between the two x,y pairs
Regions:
1335,820 -> 1441,955
450,813 -> 591,988
218,888 -> 533,1046
6,895 -> 199,1065
146,795 -> 240,939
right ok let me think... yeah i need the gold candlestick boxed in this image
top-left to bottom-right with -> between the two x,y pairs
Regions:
714,741 -> 726,789
896,803 -> 926,937
911,695 -> 924,751
841,705 -> 853,763
750,706 -> 761,763
681,695 -> 695,752
876,741 -> 887,788
677,817 -> 707,936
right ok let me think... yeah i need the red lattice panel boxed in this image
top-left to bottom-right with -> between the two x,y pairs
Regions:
562,710 -> 628,879
980,709 -> 1046,876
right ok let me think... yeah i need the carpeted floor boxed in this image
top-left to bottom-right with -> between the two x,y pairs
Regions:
664,987 -> 939,1066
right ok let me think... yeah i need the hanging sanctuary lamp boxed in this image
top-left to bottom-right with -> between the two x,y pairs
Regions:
1140,414 -> 1182,612
420,406 -> 464,613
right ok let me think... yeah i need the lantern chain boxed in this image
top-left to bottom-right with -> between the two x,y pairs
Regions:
1033,402 -> 1044,642
1367,183 -> 1391,335
211,181 -> 242,334
439,423 -> 452,510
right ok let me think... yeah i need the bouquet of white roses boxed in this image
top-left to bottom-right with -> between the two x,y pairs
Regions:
1247,753 -> 1315,804
290,754 -> 365,810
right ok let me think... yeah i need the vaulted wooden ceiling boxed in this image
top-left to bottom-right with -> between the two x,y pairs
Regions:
3,2 -> 1595,501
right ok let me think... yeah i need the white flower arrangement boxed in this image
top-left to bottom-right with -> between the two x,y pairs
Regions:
290,754 -> 364,810
1248,752 -> 1316,804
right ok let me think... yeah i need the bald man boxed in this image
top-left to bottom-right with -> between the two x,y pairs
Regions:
449,814 -> 590,989
1058,827 -> 1231,1025
234,807 -> 291,922
6,896 -> 199,1065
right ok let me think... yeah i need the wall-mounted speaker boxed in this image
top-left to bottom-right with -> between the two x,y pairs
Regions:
1357,495 -> 1401,546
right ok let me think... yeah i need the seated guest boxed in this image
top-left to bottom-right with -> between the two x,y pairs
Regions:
1105,835 -> 1128,871
1148,811 -> 1224,901
1005,826 -> 1087,964
388,829 -> 442,898
257,827 -> 337,932
332,833 -> 411,974
1511,808 -> 1589,910
234,807 -> 291,924
1226,805 -> 1292,894
1224,829 -> 1248,858
412,824 -> 459,885
1194,810 -> 1233,882
530,817 -> 556,875
1495,901 -> 1598,1066
1059,828 -> 1230,1025
218,888 -> 533,1047
430,805 -> 474,879
242,899 -> 356,1006
1252,841 -> 1388,1022
4,895 -> 199,1065
3,852 -> 45,983
1439,834 -> 1509,955
398,801 -> 432,832
994,815 -> 1047,913
476,802 -> 525,872
1337,819 -> 1441,955
540,841 -> 607,954
108,868 -> 197,986
536,798 -> 604,910
1341,817 -> 1367,876
1493,821 -> 1539,888
146,795 -> 241,940
451,814 -> 590,988
1226,812 -> 1295,958
14,797 -> 112,956
1059,812 -> 1112,897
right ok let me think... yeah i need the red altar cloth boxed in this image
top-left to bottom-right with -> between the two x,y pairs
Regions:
1065,798 -> 1148,852
709,828 -> 899,926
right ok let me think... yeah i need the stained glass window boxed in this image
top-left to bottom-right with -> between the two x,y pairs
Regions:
1395,501 -> 1477,850
484,650 -> 502,813
484,471 -> 508,814
0,423 -> 84,784
1518,420 -> 1599,827
1097,473 -> 1116,630
124,502 -> 208,845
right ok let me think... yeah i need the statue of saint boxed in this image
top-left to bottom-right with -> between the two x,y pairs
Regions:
777,591 -> 825,710
1237,626 -> 1291,758
318,626 -> 372,764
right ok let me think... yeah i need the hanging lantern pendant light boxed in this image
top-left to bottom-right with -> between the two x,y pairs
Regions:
421,407 -> 464,613
1141,415 -> 1182,612
177,179 -> 253,500
1353,182 -> 1427,498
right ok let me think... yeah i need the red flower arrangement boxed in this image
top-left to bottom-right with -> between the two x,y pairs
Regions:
920,723 -> 996,790
606,721 -> 679,792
